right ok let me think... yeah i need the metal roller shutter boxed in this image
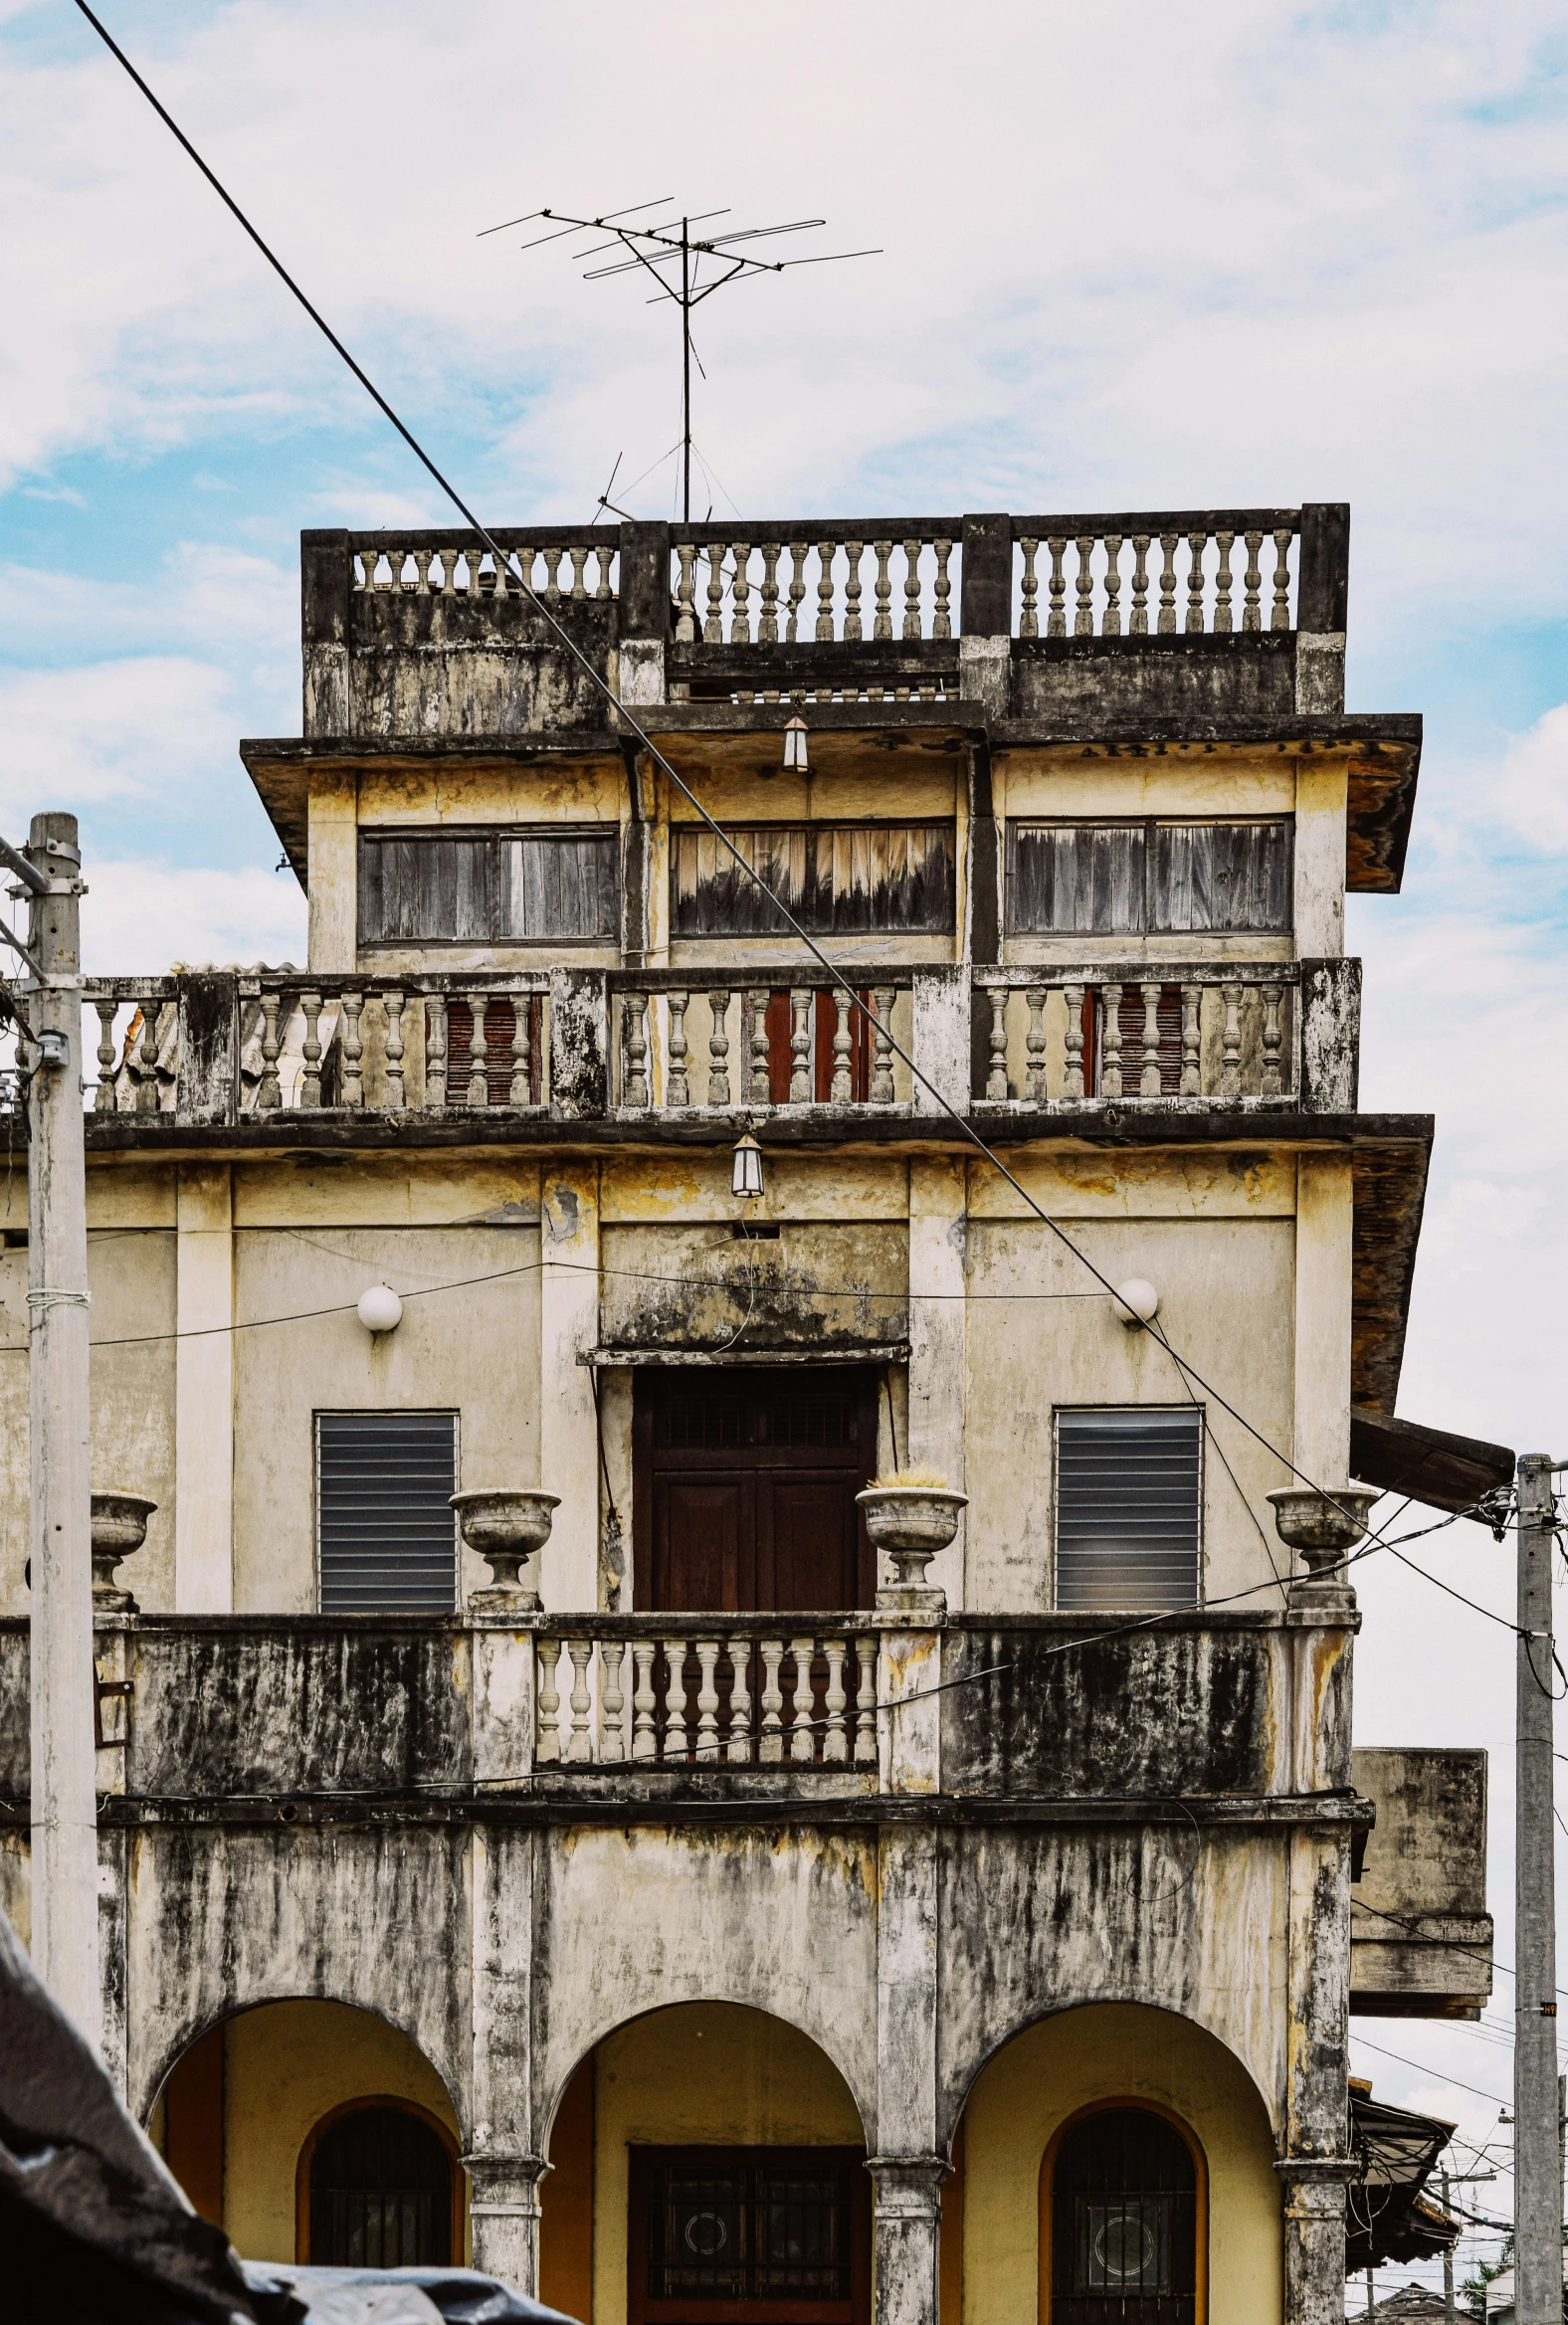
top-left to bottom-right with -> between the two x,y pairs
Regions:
1055,1408 -> 1203,1611
316,1412 -> 458,1613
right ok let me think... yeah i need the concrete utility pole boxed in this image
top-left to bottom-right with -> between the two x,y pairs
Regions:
1440,2167 -> 1495,2325
1514,1451 -> 1559,2325
20,811 -> 98,2046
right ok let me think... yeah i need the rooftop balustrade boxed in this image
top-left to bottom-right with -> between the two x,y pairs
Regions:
299,504 -> 1347,734
60,958 -> 1360,1136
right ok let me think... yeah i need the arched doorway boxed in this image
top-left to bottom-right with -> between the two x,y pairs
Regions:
299,2098 -> 460,2266
1044,2104 -> 1202,2322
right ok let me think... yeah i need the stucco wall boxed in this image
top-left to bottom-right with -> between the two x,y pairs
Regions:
960,2002 -> 1282,2325
586,2001 -> 865,2325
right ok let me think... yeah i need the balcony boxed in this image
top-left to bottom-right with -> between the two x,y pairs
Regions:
293,504 -> 1361,739
67,958 -> 1361,1142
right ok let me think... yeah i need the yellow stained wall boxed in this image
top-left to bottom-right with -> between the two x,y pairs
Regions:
586,2003 -> 865,2325
219,1999 -> 461,2264
961,2003 -> 1281,2325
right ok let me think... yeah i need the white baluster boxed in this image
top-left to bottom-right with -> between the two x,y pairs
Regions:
831,992 -> 855,1104
1180,984 -> 1202,1098
1074,534 -> 1095,635
872,540 -> 894,640
1261,980 -> 1284,1097
843,540 -> 864,641
535,1639 -> 562,1764
508,993 -> 531,1105
1100,985 -> 1123,1099
822,1639 -> 849,1766
749,988 -> 772,1104
566,1640 -> 595,1763
568,545 -> 589,600
1129,535 -> 1151,636
759,1639 -> 785,1763
1185,531 -> 1208,634
694,1638 -> 721,1762
706,990 -> 731,1106
595,541 -> 615,600
789,990 -> 812,1104
632,1640 -> 658,1760
1018,537 -> 1040,638
339,989 -> 364,1107
704,544 -> 726,643
662,1640 -> 688,1760
424,994 -> 448,1108
786,543 -> 809,643
790,1637 -> 817,1764
299,990 -> 323,1108
622,993 -> 650,1108
1157,534 -> 1180,634
667,991 -> 689,1106
94,1000 -> 118,1114
986,988 -> 1009,1101
901,538 -> 922,639
1273,528 -> 1293,629
815,540 -> 837,641
541,547 -> 563,604
1064,983 -> 1085,1101
1139,982 -> 1163,1097
383,987 -> 405,1109
1046,537 -> 1068,637
258,992 -> 282,1110
1242,531 -> 1264,633
854,1636 -> 878,1768
932,539 -> 953,640
870,987 -> 896,1104
1214,531 -> 1235,635
675,543 -> 698,643
1102,534 -> 1122,637
466,993 -> 490,1106
758,543 -> 781,644
726,1639 -> 753,1765
1025,987 -> 1048,1102
600,1639 -> 627,1763
730,543 -> 752,644
1220,982 -> 1243,1099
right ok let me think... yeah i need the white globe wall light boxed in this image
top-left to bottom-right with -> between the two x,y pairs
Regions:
1111,1278 -> 1159,1326
357,1283 -> 404,1335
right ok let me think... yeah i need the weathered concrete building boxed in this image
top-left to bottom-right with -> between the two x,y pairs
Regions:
0,507 -> 1496,2324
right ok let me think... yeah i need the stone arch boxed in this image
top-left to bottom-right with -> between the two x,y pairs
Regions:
149,1998 -> 466,2267
954,2002 -> 1281,2325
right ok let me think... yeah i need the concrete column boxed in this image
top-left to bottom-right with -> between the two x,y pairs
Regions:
866,2156 -> 947,2325
173,1163 -> 233,1612
873,1821 -> 942,2325
1276,2159 -> 1358,2325
1279,1820 -> 1355,2324
306,769 -> 357,972
539,1167 -> 601,1611
907,1158 -> 966,1608
1292,755 -> 1348,958
468,1823 -> 541,2289
1292,1155 -> 1353,1491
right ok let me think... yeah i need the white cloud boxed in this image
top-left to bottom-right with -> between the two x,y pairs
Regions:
0,656 -> 241,812
82,856 -> 304,974
1492,702 -> 1568,853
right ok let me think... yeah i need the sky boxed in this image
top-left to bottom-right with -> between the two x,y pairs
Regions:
2,0 -> 1566,2293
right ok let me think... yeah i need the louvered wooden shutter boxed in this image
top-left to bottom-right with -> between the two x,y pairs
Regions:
316,1412 -> 458,1612
1055,1409 -> 1202,1611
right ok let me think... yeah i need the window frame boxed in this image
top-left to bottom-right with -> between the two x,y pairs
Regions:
669,818 -> 958,939
1052,1404 -> 1206,1614
356,822 -> 622,948
294,2094 -> 463,2265
1004,815 -> 1294,938
627,2143 -> 872,2325
314,1409 -> 461,1616
1038,2099 -> 1208,2325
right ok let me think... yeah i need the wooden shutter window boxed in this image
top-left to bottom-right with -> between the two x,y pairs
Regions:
671,824 -> 955,937
1055,1409 -> 1203,1612
1151,819 -> 1291,932
316,1412 -> 458,1613
1007,823 -> 1146,935
1006,818 -> 1293,935
358,830 -> 618,944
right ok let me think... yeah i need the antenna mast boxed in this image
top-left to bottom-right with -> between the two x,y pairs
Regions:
480,198 -> 880,521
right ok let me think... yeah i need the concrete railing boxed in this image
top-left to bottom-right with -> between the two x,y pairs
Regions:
66,959 -> 1359,1128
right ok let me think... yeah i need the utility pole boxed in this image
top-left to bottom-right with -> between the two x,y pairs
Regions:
1515,1451 -> 1559,2325
19,811 -> 98,2046
1440,2167 -> 1496,2325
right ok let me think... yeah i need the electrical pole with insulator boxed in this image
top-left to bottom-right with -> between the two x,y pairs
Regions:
1514,1450 -> 1560,2325
15,811 -> 98,2046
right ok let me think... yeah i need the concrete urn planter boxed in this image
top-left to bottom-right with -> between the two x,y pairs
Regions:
450,1487 -> 560,1612
91,1491 -> 158,1614
1267,1484 -> 1378,1596
857,1484 -> 968,1605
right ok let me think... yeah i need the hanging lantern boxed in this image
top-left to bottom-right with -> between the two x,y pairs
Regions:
731,1132 -> 764,1200
782,715 -> 809,773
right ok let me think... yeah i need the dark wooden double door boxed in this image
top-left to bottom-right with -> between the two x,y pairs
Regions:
634,1367 -> 878,1613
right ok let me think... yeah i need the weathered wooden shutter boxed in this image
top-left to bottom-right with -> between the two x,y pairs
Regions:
1151,821 -> 1292,931
671,825 -> 953,936
359,831 -> 618,942
316,1412 -> 458,1612
1055,1409 -> 1202,1610
1007,824 -> 1146,934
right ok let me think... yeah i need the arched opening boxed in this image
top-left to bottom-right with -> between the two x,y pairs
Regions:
298,2097 -> 460,2267
148,1999 -> 463,2266
1044,2103 -> 1203,2322
539,2000 -> 873,2325
950,2002 -> 1277,2325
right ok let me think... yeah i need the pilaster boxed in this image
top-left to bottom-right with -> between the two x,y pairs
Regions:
539,1166 -> 601,1610
173,1163 -> 233,1612
305,768 -> 358,972
907,1158 -> 966,1607
467,1823 -> 542,2287
1292,1155 -> 1353,1492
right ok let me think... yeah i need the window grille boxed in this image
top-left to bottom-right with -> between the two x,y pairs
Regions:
1050,2106 -> 1198,2322
316,1412 -> 458,1613
640,2149 -> 861,2308
307,2104 -> 453,2267
1055,1409 -> 1203,1611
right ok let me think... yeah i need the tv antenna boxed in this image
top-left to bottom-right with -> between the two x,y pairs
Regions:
479,197 -> 881,522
